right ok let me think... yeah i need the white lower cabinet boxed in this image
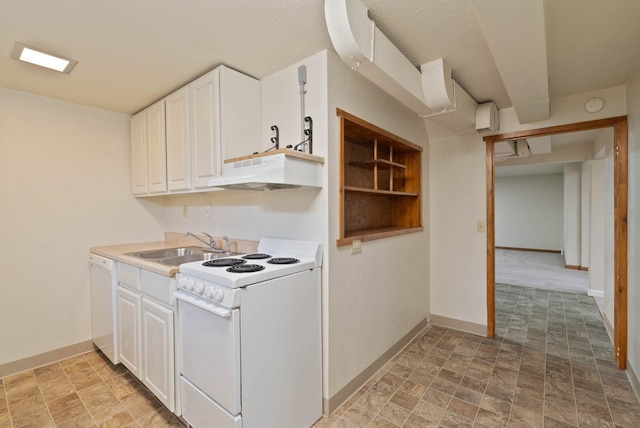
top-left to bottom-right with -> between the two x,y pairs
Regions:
117,286 -> 142,378
142,298 -> 175,411
116,264 -> 177,413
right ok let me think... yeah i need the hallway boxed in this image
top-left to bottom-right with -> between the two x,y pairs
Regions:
315,284 -> 640,427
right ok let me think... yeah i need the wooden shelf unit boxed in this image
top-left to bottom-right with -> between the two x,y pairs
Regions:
337,109 -> 423,246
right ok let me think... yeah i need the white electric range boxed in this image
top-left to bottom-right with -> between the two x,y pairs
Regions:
175,238 -> 323,428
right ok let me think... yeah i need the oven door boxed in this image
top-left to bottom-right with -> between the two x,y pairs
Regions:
176,291 -> 241,416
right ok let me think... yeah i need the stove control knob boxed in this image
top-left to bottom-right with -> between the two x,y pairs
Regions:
212,288 -> 224,302
194,282 -> 205,295
178,277 -> 187,289
204,286 -> 215,299
185,278 -> 195,291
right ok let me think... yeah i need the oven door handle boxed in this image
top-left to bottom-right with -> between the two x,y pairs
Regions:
175,291 -> 232,319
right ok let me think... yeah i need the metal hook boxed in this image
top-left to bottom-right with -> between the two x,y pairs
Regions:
263,125 -> 280,153
270,125 -> 279,149
304,116 -> 313,154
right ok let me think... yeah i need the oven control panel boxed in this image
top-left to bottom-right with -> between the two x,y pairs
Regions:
176,274 -> 240,308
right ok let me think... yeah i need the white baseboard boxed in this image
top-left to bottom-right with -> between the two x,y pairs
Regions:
0,340 -> 95,378
323,319 -> 426,415
627,360 -> 640,406
429,314 -> 486,336
588,289 -> 604,298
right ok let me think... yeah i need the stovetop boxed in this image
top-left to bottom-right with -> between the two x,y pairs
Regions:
178,238 -> 322,289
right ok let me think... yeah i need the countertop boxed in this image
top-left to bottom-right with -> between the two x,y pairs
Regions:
90,232 -> 259,277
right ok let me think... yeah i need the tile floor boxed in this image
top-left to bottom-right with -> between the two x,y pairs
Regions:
313,284 -> 640,427
0,350 -> 183,427
2,284 -> 639,427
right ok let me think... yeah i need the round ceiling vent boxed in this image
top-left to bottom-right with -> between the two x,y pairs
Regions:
585,98 -> 604,113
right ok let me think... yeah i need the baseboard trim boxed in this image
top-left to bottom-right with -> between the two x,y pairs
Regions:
588,289 -> 604,298
565,264 -> 583,270
0,340 -> 95,378
323,319 -> 427,416
496,246 -> 561,254
602,312 -> 614,344
580,266 -> 589,272
429,314 -> 486,336
627,360 -> 640,406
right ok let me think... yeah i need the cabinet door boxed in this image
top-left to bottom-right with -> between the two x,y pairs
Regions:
219,66 -> 262,160
190,69 -> 221,188
142,299 -> 175,411
130,111 -> 147,195
166,88 -> 191,191
146,100 -> 167,193
117,286 -> 142,377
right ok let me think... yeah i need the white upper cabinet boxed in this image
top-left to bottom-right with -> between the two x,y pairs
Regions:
130,111 -> 147,195
146,100 -> 167,193
131,99 -> 167,195
219,66 -> 262,161
130,65 -> 261,196
190,69 -> 221,188
165,87 -> 191,191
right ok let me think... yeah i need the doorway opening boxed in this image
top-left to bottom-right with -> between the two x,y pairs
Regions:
484,116 -> 628,369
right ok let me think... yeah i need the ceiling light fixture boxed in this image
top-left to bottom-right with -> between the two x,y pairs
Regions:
10,42 -> 78,74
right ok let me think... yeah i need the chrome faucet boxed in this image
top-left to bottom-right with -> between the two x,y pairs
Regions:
184,232 -> 225,253
222,236 -> 232,255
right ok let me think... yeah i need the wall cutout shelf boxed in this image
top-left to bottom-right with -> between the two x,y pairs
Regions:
337,109 -> 423,246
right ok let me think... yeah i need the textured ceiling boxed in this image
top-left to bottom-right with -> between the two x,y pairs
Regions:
1,0 -> 640,115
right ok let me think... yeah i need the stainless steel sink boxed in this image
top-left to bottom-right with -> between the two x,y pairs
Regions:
126,246 -> 212,259
124,247 -> 242,267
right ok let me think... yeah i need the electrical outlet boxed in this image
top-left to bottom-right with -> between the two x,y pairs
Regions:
351,239 -> 362,254
477,220 -> 486,233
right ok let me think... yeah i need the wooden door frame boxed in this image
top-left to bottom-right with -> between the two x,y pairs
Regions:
484,116 -> 628,369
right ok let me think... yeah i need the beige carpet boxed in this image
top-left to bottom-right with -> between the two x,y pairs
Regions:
495,249 -> 588,294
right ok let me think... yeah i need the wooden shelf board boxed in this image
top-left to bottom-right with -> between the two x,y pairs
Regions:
349,159 -> 407,169
336,226 -> 424,247
344,186 -> 418,197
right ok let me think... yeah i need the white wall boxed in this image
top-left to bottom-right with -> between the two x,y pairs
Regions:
326,52 -> 430,401
626,62 -> 640,392
603,143 -> 615,326
589,160 -> 606,294
581,162 -> 591,268
428,125 -> 486,329
495,173 -> 564,251
0,88 -> 166,366
564,162 -> 582,265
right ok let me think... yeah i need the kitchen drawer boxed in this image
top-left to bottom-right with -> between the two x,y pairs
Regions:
141,269 -> 175,306
180,377 -> 241,428
117,263 -> 140,291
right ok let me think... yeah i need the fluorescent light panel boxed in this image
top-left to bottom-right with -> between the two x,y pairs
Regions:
10,42 -> 78,74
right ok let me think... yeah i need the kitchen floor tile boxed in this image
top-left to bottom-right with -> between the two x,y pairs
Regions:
312,284 -> 640,427
0,351 -> 184,427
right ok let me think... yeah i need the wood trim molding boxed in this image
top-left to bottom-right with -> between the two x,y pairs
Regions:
482,116 -> 627,143
614,118 -> 628,369
485,116 -> 628,369
486,140 -> 495,338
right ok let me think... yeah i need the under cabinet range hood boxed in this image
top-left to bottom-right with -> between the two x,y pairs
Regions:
207,149 -> 324,190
